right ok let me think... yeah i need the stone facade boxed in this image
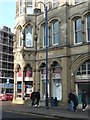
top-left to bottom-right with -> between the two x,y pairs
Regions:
13,0 -> 90,106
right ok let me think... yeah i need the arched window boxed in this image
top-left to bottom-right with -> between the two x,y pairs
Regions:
74,18 -> 82,44
52,20 -> 59,45
76,60 -> 90,76
25,26 -> 33,47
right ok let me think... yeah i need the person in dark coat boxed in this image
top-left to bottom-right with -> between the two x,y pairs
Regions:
30,91 -> 36,106
82,90 -> 87,111
68,90 -> 74,111
73,90 -> 78,111
35,89 -> 40,107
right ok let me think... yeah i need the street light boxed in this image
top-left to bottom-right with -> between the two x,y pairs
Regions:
34,2 -> 49,108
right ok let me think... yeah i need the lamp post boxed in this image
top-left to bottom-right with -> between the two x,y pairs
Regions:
45,6 -> 49,109
38,2 -> 49,108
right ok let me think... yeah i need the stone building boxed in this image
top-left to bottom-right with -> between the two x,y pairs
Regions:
13,0 -> 90,106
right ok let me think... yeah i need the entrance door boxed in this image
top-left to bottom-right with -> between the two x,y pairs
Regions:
78,83 -> 90,104
52,79 -> 62,100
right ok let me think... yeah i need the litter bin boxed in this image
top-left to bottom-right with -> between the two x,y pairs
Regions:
55,97 -> 57,106
51,97 -> 57,106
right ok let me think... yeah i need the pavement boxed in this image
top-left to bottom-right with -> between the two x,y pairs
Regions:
2,101 -> 90,120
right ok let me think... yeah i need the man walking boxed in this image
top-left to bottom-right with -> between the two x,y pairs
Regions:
35,89 -> 40,107
82,90 -> 87,111
30,91 -> 36,106
68,90 -> 74,111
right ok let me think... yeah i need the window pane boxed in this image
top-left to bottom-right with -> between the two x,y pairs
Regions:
19,0 -> 23,15
88,64 -> 90,70
74,18 -> 82,43
82,64 -> 86,70
87,16 -> 90,27
87,16 -> 90,41
75,31 -> 82,43
19,29 -> 22,47
75,19 -> 82,30
43,25 -> 46,46
52,21 -> 59,44
88,71 -> 90,74
26,0 -> 33,14
26,7 -> 33,14
82,71 -> 86,75
25,26 -> 33,47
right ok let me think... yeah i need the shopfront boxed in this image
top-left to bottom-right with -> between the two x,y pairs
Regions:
52,65 -> 62,101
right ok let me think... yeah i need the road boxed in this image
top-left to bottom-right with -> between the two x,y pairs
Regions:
2,109 -> 73,120
2,109 -> 61,120
1,101 -> 88,120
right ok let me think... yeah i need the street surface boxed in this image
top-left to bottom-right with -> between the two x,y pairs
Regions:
2,109 -> 60,119
2,102 -> 61,120
1,101 -> 89,120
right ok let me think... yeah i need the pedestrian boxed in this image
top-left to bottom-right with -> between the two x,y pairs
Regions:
81,90 -> 87,111
35,89 -> 40,107
73,90 -> 78,111
68,90 -> 74,111
30,91 -> 36,106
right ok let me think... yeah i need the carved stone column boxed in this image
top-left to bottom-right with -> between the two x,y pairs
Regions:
13,70 -> 17,100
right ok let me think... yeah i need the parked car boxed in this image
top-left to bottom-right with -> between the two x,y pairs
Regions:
6,93 -> 13,101
0,93 -> 13,101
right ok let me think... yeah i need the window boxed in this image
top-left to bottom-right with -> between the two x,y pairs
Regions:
76,60 -> 90,76
75,0 -> 87,4
74,18 -> 82,44
26,0 -> 33,14
43,25 -> 46,47
19,0 -> 23,15
52,20 -> 59,45
43,25 -> 49,47
18,29 -> 23,47
52,0 -> 59,8
86,16 -> 90,42
25,26 -> 33,47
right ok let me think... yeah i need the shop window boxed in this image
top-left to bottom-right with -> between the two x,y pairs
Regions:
25,69 -> 32,77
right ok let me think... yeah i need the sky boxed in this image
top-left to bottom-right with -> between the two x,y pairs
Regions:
0,0 -> 16,32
